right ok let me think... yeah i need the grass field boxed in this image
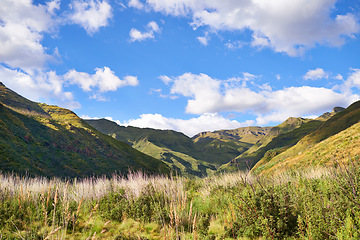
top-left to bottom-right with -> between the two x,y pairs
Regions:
0,161 -> 360,240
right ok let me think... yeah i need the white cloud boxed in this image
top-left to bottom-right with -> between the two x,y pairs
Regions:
304,68 -> 329,80
147,21 -> 160,33
159,75 -> 172,85
128,0 -> 144,9
69,0 -> 112,35
169,73 -> 222,114
334,74 -> 344,80
0,0 -> 56,71
343,68 -> 360,91
197,32 -> 210,46
0,66 -> 81,109
129,21 -> 161,42
225,40 -> 245,49
47,0 -> 61,14
64,67 -> 139,93
256,86 -> 357,125
135,0 -> 360,56
163,72 -> 359,125
120,113 -> 247,137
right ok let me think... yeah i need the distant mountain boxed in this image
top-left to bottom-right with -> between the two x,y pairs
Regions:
0,83 -> 170,177
218,117 -> 315,171
218,106 -> 345,173
85,119 -> 216,177
252,101 -> 360,175
192,127 -> 272,163
86,119 -> 277,176
86,118 -> 311,175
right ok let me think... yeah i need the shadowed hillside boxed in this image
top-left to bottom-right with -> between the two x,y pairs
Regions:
252,100 -> 360,175
0,83 -> 170,177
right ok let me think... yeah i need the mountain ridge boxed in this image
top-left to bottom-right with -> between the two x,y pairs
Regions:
252,100 -> 360,175
0,83 -> 170,178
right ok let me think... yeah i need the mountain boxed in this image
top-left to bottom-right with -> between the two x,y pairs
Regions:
87,117 -> 317,175
218,117 -> 316,171
0,83 -> 170,177
85,119 -> 217,177
86,120 -> 278,176
87,108 -> 347,176
252,101 -> 360,175
218,106 -> 345,173
192,126 -> 272,165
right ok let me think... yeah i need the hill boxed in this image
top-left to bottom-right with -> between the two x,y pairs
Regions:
85,120 -> 276,176
86,118 -> 308,175
0,83 -> 170,177
218,117 -> 316,171
253,100 -> 360,175
86,119 -> 218,177
192,126 -> 272,165
218,106 -> 344,172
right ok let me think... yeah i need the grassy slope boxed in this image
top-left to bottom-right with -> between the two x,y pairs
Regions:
133,138 -> 216,177
192,126 -> 272,165
254,100 -> 360,175
219,117 -> 316,172
86,119 -> 217,176
0,84 -> 170,177
86,120 -> 275,176
256,121 -> 360,175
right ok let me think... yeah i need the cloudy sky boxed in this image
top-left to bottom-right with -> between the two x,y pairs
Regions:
1,0 -> 360,136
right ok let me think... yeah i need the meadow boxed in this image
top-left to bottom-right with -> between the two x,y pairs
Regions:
0,162 -> 359,239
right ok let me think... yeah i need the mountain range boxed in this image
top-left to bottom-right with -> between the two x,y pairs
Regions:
0,82 -> 359,178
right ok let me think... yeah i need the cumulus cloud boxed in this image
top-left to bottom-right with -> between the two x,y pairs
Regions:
304,68 -> 329,80
0,0 -> 57,71
120,113 -> 247,137
69,0 -> 112,35
129,21 -> 161,42
64,67 -> 139,92
47,0 -> 61,14
0,66 -> 81,109
134,0 -> 360,56
163,72 -> 359,125
343,68 -> 360,91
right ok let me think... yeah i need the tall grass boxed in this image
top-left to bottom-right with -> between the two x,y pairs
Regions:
0,163 -> 359,239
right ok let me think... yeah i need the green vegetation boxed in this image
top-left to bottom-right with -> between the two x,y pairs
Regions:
1,163 -> 360,239
86,119 -> 217,177
219,118 -> 319,172
253,100 -> 360,176
86,121 -> 274,176
0,83 -> 170,177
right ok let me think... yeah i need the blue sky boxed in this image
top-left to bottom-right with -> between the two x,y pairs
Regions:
1,0 -> 360,136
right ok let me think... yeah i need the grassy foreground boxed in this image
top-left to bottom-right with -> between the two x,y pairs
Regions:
0,163 -> 360,239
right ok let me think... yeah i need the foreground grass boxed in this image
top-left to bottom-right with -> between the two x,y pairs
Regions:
0,163 -> 359,239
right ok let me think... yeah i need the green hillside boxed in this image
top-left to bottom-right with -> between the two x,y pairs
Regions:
218,117 -> 316,171
253,100 -> 360,175
87,114 -> 341,176
86,119 -> 283,176
192,126 -> 272,165
0,83 -> 170,177
86,119 -> 217,177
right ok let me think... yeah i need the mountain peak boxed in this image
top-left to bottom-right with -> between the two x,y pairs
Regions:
316,106 -> 345,121
0,82 -> 49,117
332,106 -> 345,114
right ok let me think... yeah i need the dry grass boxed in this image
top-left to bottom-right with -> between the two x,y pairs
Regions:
199,171 -> 254,196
